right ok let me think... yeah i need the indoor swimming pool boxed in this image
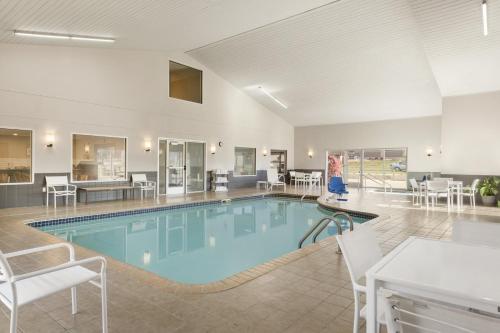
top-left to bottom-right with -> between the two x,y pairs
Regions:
34,197 -> 371,284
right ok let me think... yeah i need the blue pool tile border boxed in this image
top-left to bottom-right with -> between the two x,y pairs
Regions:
27,193 -> 375,229
28,194 -> 267,228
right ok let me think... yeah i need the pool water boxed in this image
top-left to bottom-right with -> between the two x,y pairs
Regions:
37,198 -> 369,284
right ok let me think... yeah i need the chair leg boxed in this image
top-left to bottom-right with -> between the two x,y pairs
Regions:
54,194 -> 57,209
101,273 -> 108,333
10,306 -> 18,333
353,292 -> 360,333
71,287 -> 78,315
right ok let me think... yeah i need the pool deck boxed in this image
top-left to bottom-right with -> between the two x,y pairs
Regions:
0,187 -> 499,332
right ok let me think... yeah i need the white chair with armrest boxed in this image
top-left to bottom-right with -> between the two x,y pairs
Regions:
45,176 -> 77,208
132,174 -> 156,199
0,243 -> 108,333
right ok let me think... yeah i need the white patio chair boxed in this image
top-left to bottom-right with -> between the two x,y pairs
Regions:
336,224 -> 385,333
0,243 -> 107,333
267,168 -> 286,191
463,178 -> 480,208
382,289 -> 500,333
294,172 -> 306,189
132,174 -> 156,199
289,171 -> 296,186
409,178 -> 423,205
310,171 -> 322,190
45,176 -> 77,208
425,180 -> 451,210
452,219 -> 500,248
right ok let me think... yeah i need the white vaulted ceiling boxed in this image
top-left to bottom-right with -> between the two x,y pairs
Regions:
409,0 -> 500,96
189,0 -> 442,125
0,0 -> 335,52
0,0 -> 499,125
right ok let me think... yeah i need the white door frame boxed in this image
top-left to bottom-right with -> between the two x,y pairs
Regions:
157,137 -> 207,196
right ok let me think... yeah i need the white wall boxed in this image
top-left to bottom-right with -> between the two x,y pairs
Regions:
442,91 -> 500,175
0,43 -> 294,176
294,116 -> 442,172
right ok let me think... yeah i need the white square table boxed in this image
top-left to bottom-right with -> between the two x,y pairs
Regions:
365,237 -> 500,333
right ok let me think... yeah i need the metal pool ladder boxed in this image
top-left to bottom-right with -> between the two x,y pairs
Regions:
298,212 -> 353,253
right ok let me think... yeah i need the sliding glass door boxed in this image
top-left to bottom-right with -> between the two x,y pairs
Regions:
159,140 -> 167,194
382,149 -> 407,190
158,139 -> 206,195
362,149 -> 385,189
168,141 -> 185,194
186,142 -> 205,192
326,148 -> 407,190
345,150 -> 362,188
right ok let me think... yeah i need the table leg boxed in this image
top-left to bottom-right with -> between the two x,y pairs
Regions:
366,275 -> 377,333
460,185 -> 463,209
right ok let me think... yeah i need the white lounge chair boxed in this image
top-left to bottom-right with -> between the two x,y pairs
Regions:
0,243 -> 108,333
266,168 -> 286,191
336,224 -> 385,333
45,176 -> 77,208
132,174 -> 156,199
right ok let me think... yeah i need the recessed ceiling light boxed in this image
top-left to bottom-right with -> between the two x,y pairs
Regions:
482,0 -> 488,36
13,30 -> 115,43
258,86 -> 288,110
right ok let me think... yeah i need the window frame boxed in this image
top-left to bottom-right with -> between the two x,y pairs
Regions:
0,126 -> 34,186
233,146 -> 257,177
70,132 -> 128,183
169,60 -> 203,104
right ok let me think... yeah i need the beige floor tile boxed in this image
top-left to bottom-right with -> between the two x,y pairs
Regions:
0,188 -> 498,332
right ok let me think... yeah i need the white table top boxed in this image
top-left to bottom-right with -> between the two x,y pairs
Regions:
367,237 -> 500,311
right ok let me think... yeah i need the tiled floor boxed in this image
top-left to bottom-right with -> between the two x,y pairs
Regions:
0,187 -> 499,333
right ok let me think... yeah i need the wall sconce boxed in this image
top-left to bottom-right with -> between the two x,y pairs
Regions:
308,150 -> 314,158
262,147 -> 268,156
142,251 -> 151,265
426,148 -> 433,157
144,140 -> 152,152
84,144 -> 90,154
45,133 -> 55,148
210,144 -> 216,155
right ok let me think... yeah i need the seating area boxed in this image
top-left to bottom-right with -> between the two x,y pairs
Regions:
0,1 -> 500,332
408,177 -> 481,211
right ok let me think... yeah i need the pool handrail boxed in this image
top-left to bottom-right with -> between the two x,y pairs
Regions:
312,212 -> 353,245
298,212 -> 354,252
